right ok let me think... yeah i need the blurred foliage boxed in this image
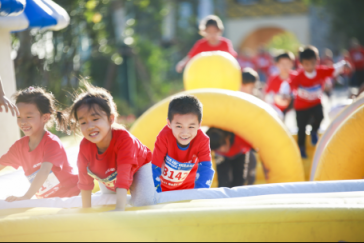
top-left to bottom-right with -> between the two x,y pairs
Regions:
11,0 -> 201,129
307,0 -> 364,44
267,32 -> 302,55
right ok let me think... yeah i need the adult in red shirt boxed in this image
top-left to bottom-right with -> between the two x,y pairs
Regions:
176,15 -> 237,73
265,52 -> 297,115
291,46 -> 349,158
349,39 -> 364,87
206,128 -> 256,188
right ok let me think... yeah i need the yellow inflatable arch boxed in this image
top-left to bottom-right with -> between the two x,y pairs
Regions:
184,51 -> 242,91
130,89 -> 304,183
314,104 -> 364,181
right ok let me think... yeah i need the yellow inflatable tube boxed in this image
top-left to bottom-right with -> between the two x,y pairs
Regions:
1,192 -> 363,241
314,105 -> 364,181
130,89 -> 304,183
184,51 -> 242,91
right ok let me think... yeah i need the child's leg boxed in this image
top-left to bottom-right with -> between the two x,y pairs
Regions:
230,154 -> 245,187
129,162 -> 157,207
296,109 -> 311,148
216,158 -> 232,188
245,151 -> 257,186
311,104 -> 324,135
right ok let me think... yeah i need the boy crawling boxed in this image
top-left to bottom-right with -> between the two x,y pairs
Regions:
152,95 -> 215,192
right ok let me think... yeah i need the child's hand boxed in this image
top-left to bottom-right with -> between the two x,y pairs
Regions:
5,195 -> 31,202
176,61 -> 185,73
0,95 -> 19,117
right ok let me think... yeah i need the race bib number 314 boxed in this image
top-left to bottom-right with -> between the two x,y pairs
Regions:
161,155 -> 196,189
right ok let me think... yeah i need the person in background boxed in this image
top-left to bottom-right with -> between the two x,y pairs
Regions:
254,47 -> 273,83
321,48 -> 335,98
237,49 -> 256,70
206,128 -> 256,188
0,76 -> 18,116
152,95 -> 215,192
349,38 -> 364,88
241,67 -> 261,97
176,15 -> 237,73
291,46 -> 351,159
265,51 -> 297,118
0,87 -> 80,202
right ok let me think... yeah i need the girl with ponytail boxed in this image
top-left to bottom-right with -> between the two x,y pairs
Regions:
0,87 -> 80,202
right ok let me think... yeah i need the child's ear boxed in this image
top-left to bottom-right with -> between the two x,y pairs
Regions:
109,114 -> 115,125
167,118 -> 171,128
42,114 -> 51,123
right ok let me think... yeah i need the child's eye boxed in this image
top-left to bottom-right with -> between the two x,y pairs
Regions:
27,117 -> 32,119
81,123 -> 86,125
93,119 -> 99,121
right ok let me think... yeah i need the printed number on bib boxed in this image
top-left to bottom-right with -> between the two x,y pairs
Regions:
161,155 -> 197,189
297,85 -> 323,101
87,167 -> 117,191
27,170 -> 61,199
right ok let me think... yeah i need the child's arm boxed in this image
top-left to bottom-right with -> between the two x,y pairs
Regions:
0,77 -> 19,116
114,188 -> 128,211
176,56 -> 191,73
81,190 -> 92,208
195,161 -> 215,189
333,60 -> 351,77
151,134 -> 168,193
5,162 -> 53,202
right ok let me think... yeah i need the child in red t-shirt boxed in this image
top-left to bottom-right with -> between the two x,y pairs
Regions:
152,95 -> 215,192
0,87 -> 80,202
69,82 -> 156,211
291,46 -> 350,158
175,15 -> 237,73
206,128 -> 256,188
0,76 -> 18,116
265,52 -> 297,116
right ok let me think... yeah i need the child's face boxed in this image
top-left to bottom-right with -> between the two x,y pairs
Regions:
168,113 -> 201,146
16,103 -> 49,137
276,58 -> 293,74
216,137 -> 231,154
241,83 -> 255,95
77,104 -> 114,145
204,25 -> 222,43
301,59 -> 317,73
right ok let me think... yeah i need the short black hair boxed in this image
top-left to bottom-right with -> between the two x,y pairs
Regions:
275,51 -> 295,63
242,67 -> 259,85
168,95 -> 203,123
206,127 -> 233,150
299,46 -> 319,62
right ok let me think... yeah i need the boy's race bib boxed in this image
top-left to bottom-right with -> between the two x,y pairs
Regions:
297,84 -> 323,101
27,170 -> 61,199
161,155 -> 198,189
87,167 -> 117,191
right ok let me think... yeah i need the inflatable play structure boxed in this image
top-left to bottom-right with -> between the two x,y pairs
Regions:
0,15 -> 364,240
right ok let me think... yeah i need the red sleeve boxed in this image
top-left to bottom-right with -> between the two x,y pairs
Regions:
320,66 -> 335,79
188,40 -> 204,58
0,142 -> 21,169
265,76 -> 275,93
290,73 -> 299,90
152,131 -> 168,168
198,134 -> 212,163
114,134 -> 139,190
43,138 -> 66,168
225,39 -> 237,58
77,144 -> 95,191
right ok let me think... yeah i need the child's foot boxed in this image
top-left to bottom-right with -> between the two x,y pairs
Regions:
300,147 -> 308,159
311,132 -> 319,146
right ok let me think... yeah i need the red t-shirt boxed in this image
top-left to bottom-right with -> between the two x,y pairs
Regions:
254,54 -> 272,74
77,129 -> 152,192
152,125 -> 211,192
291,66 -> 335,110
188,37 -> 237,59
350,47 -> 364,70
0,131 -> 80,199
216,135 -> 252,158
266,71 -> 297,112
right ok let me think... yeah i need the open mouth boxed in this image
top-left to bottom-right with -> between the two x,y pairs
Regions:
22,127 -> 32,132
179,136 -> 191,141
89,131 -> 100,138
